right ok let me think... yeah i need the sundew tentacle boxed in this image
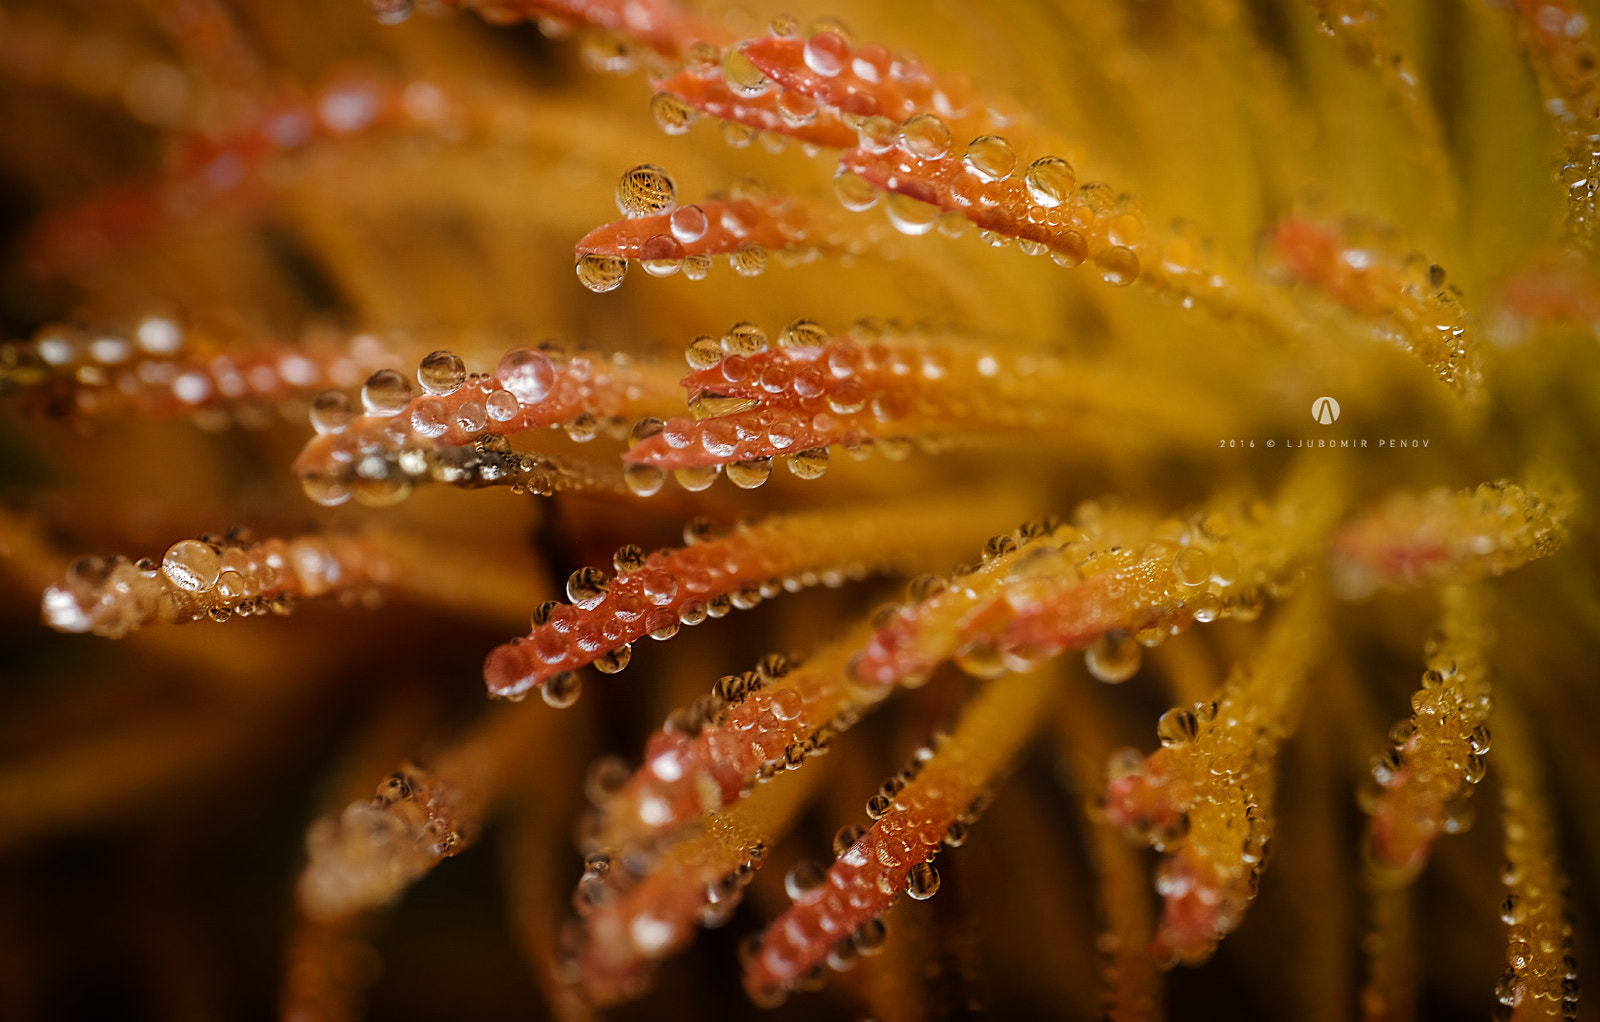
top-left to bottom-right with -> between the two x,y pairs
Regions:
854,457 -> 1344,692
1330,479 -> 1568,598
293,343 -> 682,506
42,528 -> 397,639
1102,586 -> 1329,966
1266,217 -> 1480,395
1492,697 -> 1580,1022
483,494 -> 1020,704
0,313 -> 395,427
623,320 -> 1243,484
1360,585 -> 1494,883
740,663 -> 1058,1003
571,760 -> 822,1004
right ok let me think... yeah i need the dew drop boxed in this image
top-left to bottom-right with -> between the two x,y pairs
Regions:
1024,156 -> 1075,208
683,254 -> 712,279
577,253 -> 629,292
675,464 -> 720,491
485,389 -> 519,422
369,0 -> 413,24
542,671 -> 582,708
726,457 -> 772,488
722,44 -> 771,97
497,347 -> 555,404
640,233 -> 686,276
779,318 -> 829,348
594,643 -> 632,674
856,115 -> 897,153
1086,630 -> 1142,683
162,539 -> 221,593
730,244 -> 768,277
803,30 -> 849,76
898,113 -> 951,160
567,566 -> 610,608
670,203 -> 709,243
1157,707 -> 1199,747
722,322 -> 769,354
310,390 -> 355,435
788,446 -> 830,479
785,860 -> 827,901
417,350 -> 466,395
616,164 -> 677,218
962,135 -> 1016,183
686,335 -> 724,370
1095,246 -> 1141,286
624,463 -> 666,496
361,368 -> 413,416
1173,547 -> 1210,587
906,861 -> 940,900
885,192 -> 941,236
834,169 -> 881,212
410,396 -> 449,438
650,92 -> 696,135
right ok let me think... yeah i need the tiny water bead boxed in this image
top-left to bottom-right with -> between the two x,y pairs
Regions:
885,192 -> 941,236
802,29 -> 849,77
730,244 -> 768,277
906,861 -> 940,900
616,164 -> 677,218
361,368 -> 412,416
669,203 -> 709,243
962,135 -> 1016,183
577,253 -> 629,292
1024,156 -> 1075,208
834,169 -> 881,212
1094,246 -> 1141,287
650,91 -> 696,135
542,671 -> 582,708
640,234 -> 686,276
1085,630 -> 1142,683
417,350 -> 466,395
496,347 -> 555,404
898,113 -> 951,160
309,390 -> 355,434
162,539 -> 221,593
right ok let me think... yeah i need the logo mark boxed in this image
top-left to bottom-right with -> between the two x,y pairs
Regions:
1312,396 -> 1340,425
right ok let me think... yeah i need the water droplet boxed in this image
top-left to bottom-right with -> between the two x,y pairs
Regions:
163,539 -> 221,592
401,398 -> 449,442
616,164 -> 677,217
497,347 -> 555,404
856,115 -> 897,153
730,244 -> 768,277
542,671 -> 581,708
418,350 -> 466,395
577,253 -> 628,292
624,463 -> 666,496
723,322 -> 768,354
803,30 -> 849,76
595,643 -> 632,673
1173,547 -> 1210,587
650,91 -> 696,135
788,447 -> 829,479
962,135 -> 1015,182
779,319 -> 828,348
675,464 -> 719,491
1095,246 -> 1140,286
886,192 -> 941,236
361,368 -> 413,416
853,918 -> 888,955
310,390 -> 355,434
722,44 -> 771,97
1024,156 -> 1075,207
785,860 -> 826,901
1157,707 -> 1199,747
906,861 -> 940,900
368,0 -> 413,24
727,457 -> 772,488
834,169 -> 881,212
567,566 -> 610,609
898,113 -> 950,160
1086,630 -> 1142,683
944,821 -> 967,847
640,234 -> 686,276
670,203 -> 709,243
301,473 -> 352,506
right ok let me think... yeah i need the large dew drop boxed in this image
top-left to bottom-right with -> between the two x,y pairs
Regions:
496,347 -> 555,404
162,539 -> 221,593
576,253 -> 629,292
615,164 -> 678,218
